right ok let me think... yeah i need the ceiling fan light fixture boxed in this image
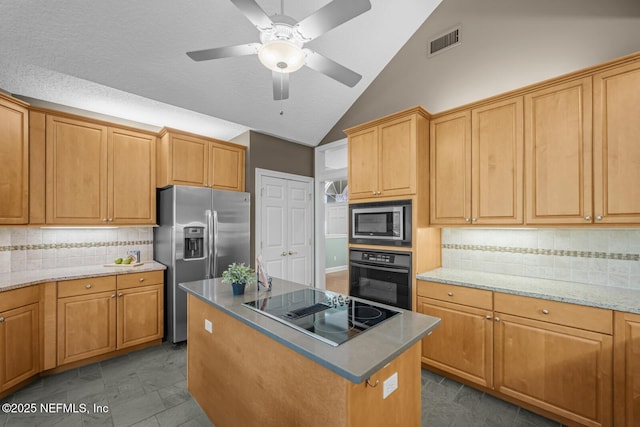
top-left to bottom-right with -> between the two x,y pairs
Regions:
258,39 -> 305,73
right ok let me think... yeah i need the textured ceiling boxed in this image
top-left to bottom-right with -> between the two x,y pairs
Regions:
0,0 -> 442,145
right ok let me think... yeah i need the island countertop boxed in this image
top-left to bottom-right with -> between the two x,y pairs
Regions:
179,277 -> 440,384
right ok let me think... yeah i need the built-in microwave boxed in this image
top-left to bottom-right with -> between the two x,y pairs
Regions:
349,200 -> 411,247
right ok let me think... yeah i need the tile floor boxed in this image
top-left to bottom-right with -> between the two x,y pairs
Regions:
1,342 -> 564,426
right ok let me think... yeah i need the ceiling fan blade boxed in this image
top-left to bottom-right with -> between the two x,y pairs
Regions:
273,71 -> 289,100
230,0 -> 274,30
304,51 -> 362,87
186,43 -> 261,62
295,0 -> 371,41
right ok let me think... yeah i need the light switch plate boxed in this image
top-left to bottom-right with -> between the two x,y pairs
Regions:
204,319 -> 213,333
383,372 -> 398,399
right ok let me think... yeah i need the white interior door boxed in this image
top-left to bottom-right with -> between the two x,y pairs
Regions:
256,169 -> 314,286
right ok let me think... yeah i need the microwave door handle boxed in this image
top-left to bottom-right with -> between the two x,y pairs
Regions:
350,262 -> 409,275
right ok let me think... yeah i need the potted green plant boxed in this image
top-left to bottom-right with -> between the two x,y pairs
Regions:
222,262 -> 255,295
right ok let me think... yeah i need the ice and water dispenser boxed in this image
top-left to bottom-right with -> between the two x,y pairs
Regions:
184,226 -> 204,259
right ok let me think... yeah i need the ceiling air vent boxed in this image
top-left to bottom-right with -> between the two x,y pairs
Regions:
428,26 -> 461,57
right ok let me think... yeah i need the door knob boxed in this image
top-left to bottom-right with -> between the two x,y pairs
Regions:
281,251 -> 287,256
288,251 -> 297,255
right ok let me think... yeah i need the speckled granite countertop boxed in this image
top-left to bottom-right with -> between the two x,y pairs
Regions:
0,261 -> 166,292
417,268 -> 640,315
179,277 -> 440,384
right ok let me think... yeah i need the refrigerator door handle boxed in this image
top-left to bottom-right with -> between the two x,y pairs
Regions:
206,210 -> 213,279
212,210 -> 219,277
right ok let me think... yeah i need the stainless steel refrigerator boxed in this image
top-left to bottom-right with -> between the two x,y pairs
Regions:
154,185 -> 250,343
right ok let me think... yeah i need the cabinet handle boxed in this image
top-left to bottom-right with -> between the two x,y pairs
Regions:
288,251 -> 297,255
471,218 -> 477,223
366,378 -> 379,388
0,317 -> 4,323
447,291 -> 453,297
464,218 -> 470,223
495,317 -> 500,322
108,218 -> 113,222
281,251 -> 287,256
102,218 -> 108,222
595,215 -> 603,221
85,284 -> 92,289
584,215 -> 592,221
542,309 -> 549,315
485,315 -> 492,320
139,278 -> 145,282
111,294 -> 116,298
118,293 -> 123,297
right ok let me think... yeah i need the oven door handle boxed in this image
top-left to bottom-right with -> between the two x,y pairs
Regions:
350,262 -> 410,275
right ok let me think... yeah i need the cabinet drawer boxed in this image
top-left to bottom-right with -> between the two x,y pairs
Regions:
58,276 -> 116,298
494,292 -> 612,335
117,270 -> 163,290
417,281 -> 493,310
0,285 -> 40,312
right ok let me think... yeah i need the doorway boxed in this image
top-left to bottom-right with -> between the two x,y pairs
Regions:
314,140 -> 348,293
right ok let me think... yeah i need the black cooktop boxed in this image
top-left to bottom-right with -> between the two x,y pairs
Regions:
242,288 -> 401,346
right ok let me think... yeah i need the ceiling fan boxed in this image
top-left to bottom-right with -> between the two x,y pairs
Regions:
186,0 -> 371,100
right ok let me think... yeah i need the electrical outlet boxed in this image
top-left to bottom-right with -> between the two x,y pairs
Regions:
383,372 -> 398,399
204,319 -> 213,333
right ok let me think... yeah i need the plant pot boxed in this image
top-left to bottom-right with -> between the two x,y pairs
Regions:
231,282 -> 246,295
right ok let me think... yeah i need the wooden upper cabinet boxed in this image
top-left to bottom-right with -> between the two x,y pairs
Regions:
210,141 -> 245,192
524,77 -> 593,224
46,115 -> 157,225
0,94 -> 29,224
46,115 -> 109,224
430,110 -> 471,224
472,98 -> 524,225
347,127 -> 379,199
593,60 -> 640,224
157,128 -> 246,191
347,108 -> 426,201
108,127 -> 156,224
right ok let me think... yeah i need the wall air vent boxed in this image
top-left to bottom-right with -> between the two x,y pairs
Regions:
428,25 -> 461,57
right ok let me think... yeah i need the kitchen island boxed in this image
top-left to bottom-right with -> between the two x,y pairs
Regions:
179,277 -> 440,427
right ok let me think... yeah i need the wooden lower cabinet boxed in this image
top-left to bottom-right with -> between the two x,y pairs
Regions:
418,294 -> 493,388
58,272 -> 164,366
57,276 -> 117,366
494,312 -> 612,427
116,272 -> 163,350
0,302 -> 39,391
613,311 -> 640,427
418,280 -> 615,426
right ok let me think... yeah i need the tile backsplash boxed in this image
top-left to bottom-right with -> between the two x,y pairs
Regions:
441,228 -> 640,290
0,227 -> 154,274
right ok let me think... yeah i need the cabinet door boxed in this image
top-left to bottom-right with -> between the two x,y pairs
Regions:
524,78 -> 593,224
495,313 -> 612,427
168,133 -> 209,187
57,292 -> 116,365
613,311 -> 640,427
46,115 -> 108,224
593,61 -> 640,224
0,303 -> 39,391
108,127 -> 156,224
378,115 -> 417,197
430,111 -> 471,224
348,127 -> 379,199
210,142 -> 245,191
418,297 -> 493,388
472,98 -> 524,225
0,96 -> 29,224
117,284 -> 163,350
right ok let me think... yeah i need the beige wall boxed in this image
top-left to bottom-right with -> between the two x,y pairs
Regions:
320,0 -> 640,144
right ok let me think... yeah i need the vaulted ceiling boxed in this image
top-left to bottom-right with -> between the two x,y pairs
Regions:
0,0 -> 442,145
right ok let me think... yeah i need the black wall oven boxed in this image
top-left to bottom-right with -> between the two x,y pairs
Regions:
349,248 -> 412,310
349,200 -> 411,247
